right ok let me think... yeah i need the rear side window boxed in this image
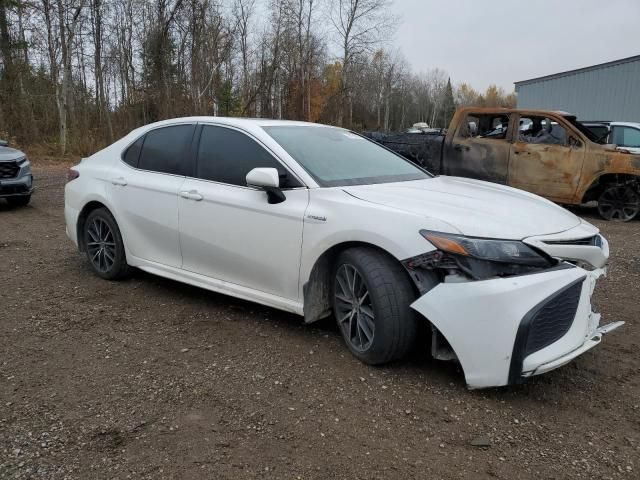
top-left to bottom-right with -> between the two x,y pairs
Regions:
122,136 -> 144,167
518,116 -> 567,146
196,125 -> 301,188
138,125 -> 194,175
459,114 -> 510,140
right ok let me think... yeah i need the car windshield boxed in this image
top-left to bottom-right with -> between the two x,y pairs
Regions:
263,125 -> 431,187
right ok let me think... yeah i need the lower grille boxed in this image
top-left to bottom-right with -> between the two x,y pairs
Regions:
525,280 -> 583,355
0,161 -> 19,179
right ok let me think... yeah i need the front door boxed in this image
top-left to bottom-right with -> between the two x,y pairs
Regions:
509,115 -> 585,202
178,125 -> 309,301
444,112 -> 512,184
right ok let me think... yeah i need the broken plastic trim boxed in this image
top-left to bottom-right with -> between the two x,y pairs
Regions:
403,249 -> 559,287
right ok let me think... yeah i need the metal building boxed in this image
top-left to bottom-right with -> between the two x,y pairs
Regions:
515,55 -> 640,122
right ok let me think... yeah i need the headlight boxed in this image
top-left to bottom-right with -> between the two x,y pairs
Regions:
17,156 -> 29,166
419,230 -> 551,267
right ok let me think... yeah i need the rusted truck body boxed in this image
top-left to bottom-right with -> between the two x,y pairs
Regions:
368,108 -> 640,221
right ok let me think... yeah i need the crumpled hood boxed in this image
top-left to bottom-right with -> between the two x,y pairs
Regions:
343,176 -> 582,239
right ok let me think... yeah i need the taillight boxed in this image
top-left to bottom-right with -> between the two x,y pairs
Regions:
67,168 -> 79,182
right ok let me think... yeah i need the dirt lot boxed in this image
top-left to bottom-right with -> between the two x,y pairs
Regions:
1,162 -> 639,479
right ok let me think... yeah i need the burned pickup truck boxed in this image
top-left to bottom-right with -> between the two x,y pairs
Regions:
367,108 -> 640,221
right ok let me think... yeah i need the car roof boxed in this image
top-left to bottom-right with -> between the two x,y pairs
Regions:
138,116 -> 335,130
609,121 -> 640,128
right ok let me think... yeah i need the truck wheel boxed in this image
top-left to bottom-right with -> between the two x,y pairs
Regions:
597,185 -> 639,221
332,247 -> 417,365
7,195 -> 31,207
83,208 -> 131,280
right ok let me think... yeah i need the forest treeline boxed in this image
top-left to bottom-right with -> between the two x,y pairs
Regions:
0,0 -> 516,155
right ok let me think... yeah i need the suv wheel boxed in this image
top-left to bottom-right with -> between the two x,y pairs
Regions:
597,185 -> 639,221
332,247 -> 417,365
83,208 -> 131,280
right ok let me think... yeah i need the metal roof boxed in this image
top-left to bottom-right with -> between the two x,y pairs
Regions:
515,54 -> 640,87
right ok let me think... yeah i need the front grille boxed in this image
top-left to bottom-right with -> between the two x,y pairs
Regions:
0,161 -> 19,179
524,280 -> 583,355
543,236 -> 601,247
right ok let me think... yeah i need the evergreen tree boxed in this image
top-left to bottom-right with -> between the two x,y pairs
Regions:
440,77 -> 456,128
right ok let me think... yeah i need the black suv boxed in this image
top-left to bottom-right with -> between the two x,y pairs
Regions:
0,139 -> 33,207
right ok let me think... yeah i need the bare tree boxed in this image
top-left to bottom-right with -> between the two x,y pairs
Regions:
0,0 -> 516,154
329,0 -> 396,128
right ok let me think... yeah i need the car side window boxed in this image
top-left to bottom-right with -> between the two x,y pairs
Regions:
459,114 -> 510,140
122,135 -> 144,167
196,125 -> 302,188
518,116 -> 567,146
612,126 -> 640,148
138,125 -> 194,175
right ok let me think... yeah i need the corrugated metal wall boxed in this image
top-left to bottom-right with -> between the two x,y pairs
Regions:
515,58 -> 640,122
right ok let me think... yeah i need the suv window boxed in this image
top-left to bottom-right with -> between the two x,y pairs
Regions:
611,126 -> 640,148
518,116 -> 567,146
459,114 -> 510,140
196,125 -> 301,188
122,136 -> 144,167
138,125 -> 193,175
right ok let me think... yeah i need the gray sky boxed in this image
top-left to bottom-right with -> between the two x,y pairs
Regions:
395,0 -> 640,92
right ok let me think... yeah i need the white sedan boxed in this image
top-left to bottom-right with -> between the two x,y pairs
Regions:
64,118 -> 623,389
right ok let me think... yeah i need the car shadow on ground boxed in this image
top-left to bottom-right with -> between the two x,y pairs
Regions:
119,266 -> 564,397
0,200 -> 32,212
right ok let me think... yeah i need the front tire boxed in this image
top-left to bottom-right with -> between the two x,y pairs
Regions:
332,247 -> 417,365
597,185 -> 639,221
83,208 -> 131,280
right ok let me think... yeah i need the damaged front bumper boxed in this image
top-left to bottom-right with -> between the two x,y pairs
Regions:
410,265 -> 623,389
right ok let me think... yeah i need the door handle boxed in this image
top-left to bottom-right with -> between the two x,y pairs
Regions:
111,177 -> 127,186
179,190 -> 203,201
453,143 -> 470,152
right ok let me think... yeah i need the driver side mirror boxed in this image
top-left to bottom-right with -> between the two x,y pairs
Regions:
0,139 -> 8,147
246,167 -> 286,204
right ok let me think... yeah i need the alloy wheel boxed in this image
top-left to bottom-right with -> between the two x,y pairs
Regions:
598,186 -> 639,221
334,263 -> 375,352
86,217 -> 117,273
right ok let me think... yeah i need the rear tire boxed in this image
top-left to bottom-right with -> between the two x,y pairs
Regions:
332,247 -> 417,365
597,185 -> 639,221
83,208 -> 131,280
6,195 -> 30,207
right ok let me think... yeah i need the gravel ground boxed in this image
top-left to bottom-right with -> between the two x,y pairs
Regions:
1,163 -> 639,479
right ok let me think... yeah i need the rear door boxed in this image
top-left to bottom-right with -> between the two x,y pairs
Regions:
178,124 -> 309,301
108,123 -> 195,268
509,115 -> 585,202
443,112 -> 512,184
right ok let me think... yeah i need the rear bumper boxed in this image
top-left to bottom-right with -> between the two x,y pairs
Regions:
410,265 -> 623,389
65,204 -> 80,248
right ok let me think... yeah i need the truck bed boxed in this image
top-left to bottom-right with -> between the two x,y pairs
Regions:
364,131 -> 445,174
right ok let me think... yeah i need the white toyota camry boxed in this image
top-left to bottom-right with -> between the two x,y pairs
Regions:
64,118 -> 623,389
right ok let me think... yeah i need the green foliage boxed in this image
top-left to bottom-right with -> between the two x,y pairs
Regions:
440,78 -> 456,128
218,80 -> 240,116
